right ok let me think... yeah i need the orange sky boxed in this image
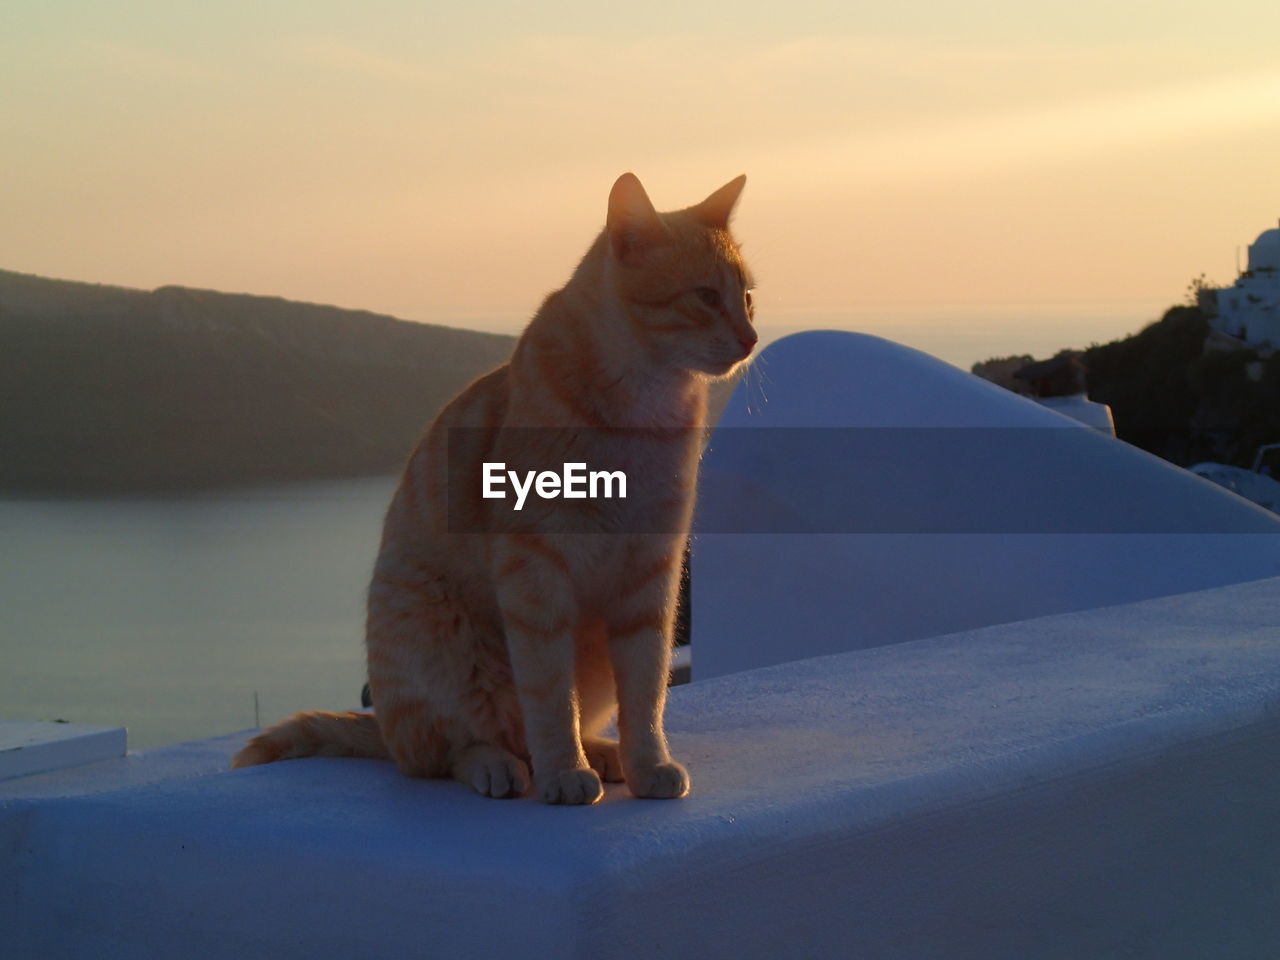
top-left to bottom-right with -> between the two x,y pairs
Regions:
4,1 -> 1279,365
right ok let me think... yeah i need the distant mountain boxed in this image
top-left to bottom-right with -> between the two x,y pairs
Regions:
0,270 -> 516,494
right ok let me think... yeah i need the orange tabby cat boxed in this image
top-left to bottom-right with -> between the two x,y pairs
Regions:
232,173 -> 757,804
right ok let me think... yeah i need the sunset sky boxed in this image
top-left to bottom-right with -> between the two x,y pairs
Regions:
4,1 -> 1280,365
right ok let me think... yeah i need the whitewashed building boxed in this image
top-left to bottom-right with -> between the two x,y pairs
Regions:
1203,224 -> 1280,348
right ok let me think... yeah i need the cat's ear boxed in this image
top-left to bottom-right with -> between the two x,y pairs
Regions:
607,173 -> 667,265
690,174 -> 747,230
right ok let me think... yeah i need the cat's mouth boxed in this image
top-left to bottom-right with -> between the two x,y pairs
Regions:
724,341 -> 757,368
701,354 -> 749,376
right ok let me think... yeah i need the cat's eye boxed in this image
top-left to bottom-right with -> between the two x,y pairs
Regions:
694,287 -> 721,309
744,289 -> 754,310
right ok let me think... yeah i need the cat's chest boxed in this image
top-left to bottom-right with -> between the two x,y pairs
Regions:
599,430 -> 697,504
599,386 -> 705,499
535,430 -> 695,535
620,380 -> 700,431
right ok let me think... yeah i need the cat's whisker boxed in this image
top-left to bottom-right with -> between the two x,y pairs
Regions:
754,352 -> 774,407
742,352 -> 771,416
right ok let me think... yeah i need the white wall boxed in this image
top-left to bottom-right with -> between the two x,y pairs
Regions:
5,577 -> 1280,959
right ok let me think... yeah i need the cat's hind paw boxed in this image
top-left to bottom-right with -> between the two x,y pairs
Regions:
537,767 -> 604,805
582,737 -> 625,783
454,745 -> 530,799
626,760 -> 690,799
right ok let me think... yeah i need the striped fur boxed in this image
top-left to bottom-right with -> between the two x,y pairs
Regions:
233,173 -> 756,803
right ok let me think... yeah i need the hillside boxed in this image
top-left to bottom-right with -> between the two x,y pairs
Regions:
1084,305 -> 1280,469
0,270 -> 516,494
972,304 -> 1280,472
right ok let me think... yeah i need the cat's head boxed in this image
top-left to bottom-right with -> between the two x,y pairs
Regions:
604,173 -> 757,377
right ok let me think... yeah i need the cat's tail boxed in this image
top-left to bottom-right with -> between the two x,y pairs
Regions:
230,710 -> 389,769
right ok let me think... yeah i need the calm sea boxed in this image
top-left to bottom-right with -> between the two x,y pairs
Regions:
0,477 -> 397,749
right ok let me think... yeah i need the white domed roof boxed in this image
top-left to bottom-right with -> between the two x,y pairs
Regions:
1248,227 -> 1280,272
693,330 -> 1280,680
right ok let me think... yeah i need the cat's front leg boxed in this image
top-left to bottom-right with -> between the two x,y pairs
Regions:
606,546 -> 690,800
496,535 -> 603,805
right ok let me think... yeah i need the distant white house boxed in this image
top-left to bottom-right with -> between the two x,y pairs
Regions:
1201,224 -> 1280,349
1034,393 -> 1116,435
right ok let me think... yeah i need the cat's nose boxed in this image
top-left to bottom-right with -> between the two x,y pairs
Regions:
737,333 -> 758,355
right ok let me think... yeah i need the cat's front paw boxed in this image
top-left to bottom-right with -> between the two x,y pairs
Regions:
626,760 -> 690,799
537,767 -> 604,805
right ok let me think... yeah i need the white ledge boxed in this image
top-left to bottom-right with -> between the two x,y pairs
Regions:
5,577 -> 1280,959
